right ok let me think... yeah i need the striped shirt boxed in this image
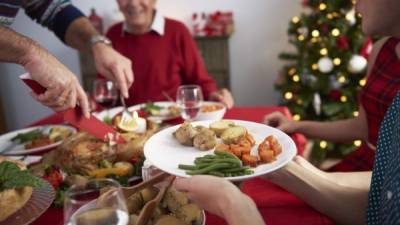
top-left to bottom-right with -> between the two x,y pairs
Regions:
0,0 -> 85,42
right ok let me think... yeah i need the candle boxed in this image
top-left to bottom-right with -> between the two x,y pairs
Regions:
132,111 -> 147,133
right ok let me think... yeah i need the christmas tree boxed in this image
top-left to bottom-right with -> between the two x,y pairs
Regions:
276,0 -> 373,164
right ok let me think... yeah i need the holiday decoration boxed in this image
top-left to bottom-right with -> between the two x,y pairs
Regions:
313,93 -> 322,115
318,57 -> 334,73
277,0 -> 373,164
192,11 -> 234,37
348,54 -> 367,73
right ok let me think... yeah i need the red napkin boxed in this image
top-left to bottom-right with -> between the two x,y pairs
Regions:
20,73 -> 125,144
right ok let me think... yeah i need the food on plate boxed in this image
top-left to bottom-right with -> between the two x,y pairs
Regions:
127,186 -> 202,225
142,102 -> 180,118
201,104 -> 223,113
57,132 -> 117,175
193,126 -> 217,151
257,135 -> 282,163
209,120 -> 235,137
0,157 -> 46,222
220,126 -> 247,145
173,122 -> 198,146
11,126 -> 73,149
173,122 -> 217,150
178,151 -> 254,177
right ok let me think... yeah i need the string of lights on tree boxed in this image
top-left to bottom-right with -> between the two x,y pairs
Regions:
276,0 -> 373,164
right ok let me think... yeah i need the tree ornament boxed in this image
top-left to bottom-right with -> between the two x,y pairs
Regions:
360,37 -> 373,58
348,55 -> 367,73
345,8 -> 356,25
329,89 -> 342,101
337,36 -> 349,50
313,93 -> 322,115
297,27 -> 309,37
318,57 -> 334,73
329,75 -> 342,89
302,0 -> 309,7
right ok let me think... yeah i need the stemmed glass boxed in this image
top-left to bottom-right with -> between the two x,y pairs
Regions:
92,80 -> 118,116
64,179 -> 129,225
176,85 -> 203,121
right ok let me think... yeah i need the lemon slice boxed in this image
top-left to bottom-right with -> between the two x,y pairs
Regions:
117,118 -> 138,132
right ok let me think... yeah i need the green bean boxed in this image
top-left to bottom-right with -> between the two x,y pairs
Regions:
178,164 -> 198,170
208,171 -> 225,177
220,166 -> 251,173
214,150 -> 237,159
244,170 -> 254,175
186,163 -> 233,175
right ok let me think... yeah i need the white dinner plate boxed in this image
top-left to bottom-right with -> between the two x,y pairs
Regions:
94,101 -> 180,122
0,125 -> 76,155
144,120 -> 297,181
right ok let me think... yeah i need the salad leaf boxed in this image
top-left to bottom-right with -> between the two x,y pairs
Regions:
103,116 -> 113,125
0,161 -> 47,191
11,129 -> 44,143
142,102 -> 163,115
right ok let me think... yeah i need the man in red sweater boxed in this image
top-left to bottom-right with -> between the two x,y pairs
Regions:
102,0 -> 234,108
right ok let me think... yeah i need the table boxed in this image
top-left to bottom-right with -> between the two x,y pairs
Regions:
30,106 -> 333,225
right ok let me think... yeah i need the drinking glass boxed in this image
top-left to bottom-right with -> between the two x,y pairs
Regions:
176,85 -> 203,121
64,179 -> 129,225
92,80 -> 118,116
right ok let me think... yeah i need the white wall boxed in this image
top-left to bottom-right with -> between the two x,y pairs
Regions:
0,0 -> 301,130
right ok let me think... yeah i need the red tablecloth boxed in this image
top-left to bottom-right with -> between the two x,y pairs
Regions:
30,106 -> 333,225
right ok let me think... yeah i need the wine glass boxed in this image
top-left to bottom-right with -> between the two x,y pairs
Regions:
92,80 -> 118,116
176,85 -> 203,121
64,179 -> 129,225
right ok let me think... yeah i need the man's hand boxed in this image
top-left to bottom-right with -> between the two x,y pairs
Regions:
24,50 -> 90,118
209,88 -> 234,109
92,43 -> 134,98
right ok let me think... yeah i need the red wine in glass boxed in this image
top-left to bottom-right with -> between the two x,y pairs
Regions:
96,96 -> 117,108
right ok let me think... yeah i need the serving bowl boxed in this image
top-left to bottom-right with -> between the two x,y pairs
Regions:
195,101 -> 226,121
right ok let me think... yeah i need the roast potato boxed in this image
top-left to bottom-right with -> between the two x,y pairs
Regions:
209,120 -> 235,137
220,126 -> 247,144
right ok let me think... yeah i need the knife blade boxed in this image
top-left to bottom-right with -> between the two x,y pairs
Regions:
20,73 -> 125,144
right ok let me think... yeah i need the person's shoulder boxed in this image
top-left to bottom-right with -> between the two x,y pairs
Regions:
165,18 -> 191,35
366,37 -> 390,76
106,22 -> 124,38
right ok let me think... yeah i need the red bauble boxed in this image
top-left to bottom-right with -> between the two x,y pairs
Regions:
360,37 -> 373,59
329,89 -> 342,101
337,36 -> 350,50
302,0 -> 310,7
321,24 -> 329,34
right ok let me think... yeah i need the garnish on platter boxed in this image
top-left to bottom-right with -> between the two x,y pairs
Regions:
11,126 -> 73,150
0,157 -> 47,222
142,102 -> 180,118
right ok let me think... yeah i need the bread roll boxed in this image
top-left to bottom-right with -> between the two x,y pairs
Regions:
0,157 -> 33,222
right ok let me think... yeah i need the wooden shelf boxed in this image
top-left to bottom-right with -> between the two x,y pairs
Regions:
194,36 -> 231,89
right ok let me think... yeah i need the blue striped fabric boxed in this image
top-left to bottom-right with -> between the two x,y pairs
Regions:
0,0 -> 85,42
367,91 -> 400,224
1,0 -> 72,29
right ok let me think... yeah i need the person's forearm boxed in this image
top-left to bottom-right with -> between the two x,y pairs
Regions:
223,194 -> 265,225
64,17 -> 99,52
270,163 -> 369,225
294,117 -> 367,143
327,172 -> 372,190
0,26 -> 44,66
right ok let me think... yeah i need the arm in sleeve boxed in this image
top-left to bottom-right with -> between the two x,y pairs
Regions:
178,23 -> 218,100
22,0 -> 84,43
